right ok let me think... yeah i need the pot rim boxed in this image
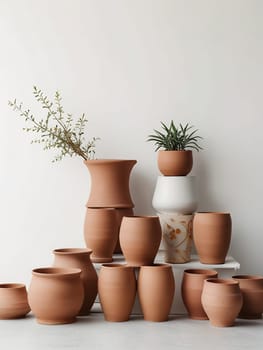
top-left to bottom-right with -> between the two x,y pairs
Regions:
232,274 -> 263,280
84,159 -> 137,164
53,248 -> 92,255
32,267 -> 82,277
205,278 -> 239,285
184,269 -> 218,276
0,283 -> 26,289
158,150 -> 193,153
139,263 -> 171,269
194,212 -> 231,215
122,215 -> 159,220
101,263 -> 132,269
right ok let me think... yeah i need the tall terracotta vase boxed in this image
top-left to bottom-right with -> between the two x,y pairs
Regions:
0,284 -> 30,319
119,216 -> 162,266
53,248 -> 98,315
138,264 -> 175,322
181,269 -> 218,320
201,278 -> 243,327
98,264 -> 136,322
193,212 -> 232,264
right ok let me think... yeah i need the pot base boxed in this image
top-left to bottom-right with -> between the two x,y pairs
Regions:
37,317 -> 76,325
189,315 -> 208,320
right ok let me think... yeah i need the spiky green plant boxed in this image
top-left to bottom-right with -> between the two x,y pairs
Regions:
8,86 -> 99,162
147,120 -> 203,151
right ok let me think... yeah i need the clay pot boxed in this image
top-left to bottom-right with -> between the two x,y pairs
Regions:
201,278 -> 243,327
0,284 -> 30,319
181,269 -> 218,319
160,213 -> 193,263
119,216 -> 162,266
152,176 -> 198,214
53,248 -> 98,315
98,264 -> 136,322
157,150 -> 193,176
28,267 -> 84,325
138,264 -> 175,322
232,275 -> 263,319
193,212 -> 232,264
114,208 -> 134,254
84,208 -> 118,263
84,159 -> 137,208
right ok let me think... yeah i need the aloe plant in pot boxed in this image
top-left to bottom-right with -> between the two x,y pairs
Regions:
147,121 -> 203,176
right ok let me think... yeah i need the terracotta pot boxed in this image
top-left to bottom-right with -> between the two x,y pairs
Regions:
201,278 -> 243,327
114,208 -> 134,254
232,275 -> 263,319
98,264 -> 136,322
84,159 -> 137,208
181,269 -> 218,319
193,212 -> 232,264
84,208 -> 118,263
152,176 -> 198,214
157,150 -> 193,176
28,267 -> 84,325
53,248 -> 98,315
0,283 -> 30,319
160,213 -> 193,263
119,216 -> 162,266
138,264 -> 175,322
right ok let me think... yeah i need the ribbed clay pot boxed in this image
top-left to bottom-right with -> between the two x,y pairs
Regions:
114,208 -> 134,254
84,159 -> 137,208
181,269 -> 218,319
138,264 -> 175,322
201,278 -> 243,327
157,150 -> 193,176
28,267 -> 84,325
98,264 -> 136,322
232,275 -> 263,319
193,212 -> 232,264
84,208 -> 118,262
119,216 -> 162,266
53,248 -> 98,315
0,284 -> 30,319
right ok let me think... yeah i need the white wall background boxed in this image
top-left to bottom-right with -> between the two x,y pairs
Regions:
0,0 -> 262,285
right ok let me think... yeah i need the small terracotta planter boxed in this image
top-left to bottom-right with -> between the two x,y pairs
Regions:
53,248 -> 98,315
119,216 -> 162,266
232,275 -> 263,319
181,269 -> 218,319
138,264 -> 175,322
114,208 -> 134,254
98,264 -> 136,322
157,150 -> 193,176
28,267 -> 84,325
201,278 -> 243,327
193,212 -> 232,264
0,284 -> 30,319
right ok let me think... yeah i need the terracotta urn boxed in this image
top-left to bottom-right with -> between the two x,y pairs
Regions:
181,269 -> 218,319
152,176 -> 197,214
84,208 -> 118,262
84,159 -> 137,208
28,267 -> 84,325
138,264 -> 175,322
0,283 -> 30,319
157,150 -> 193,176
98,264 -> 136,322
119,216 -> 162,266
232,275 -> 263,319
114,208 -> 134,254
193,212 -> 232,264
201,278 -> 243,327
53,248 -> 98,315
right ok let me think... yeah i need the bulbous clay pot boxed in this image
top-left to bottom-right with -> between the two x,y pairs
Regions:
98,264 -> 136,322
119,216 -> 162,266
28,267 -> 84,325
114,208 -> 134,254
193,212 -> 232,264
84,159 -> 137,208
181,269 -> 218,319
0,283 -> 30,319
201,278 -> 243,327
138,264 -> 175,322
157,150 -> 193,176
84,208 -> 118,263
53,248 -> 98,315
232,275 -> 263,319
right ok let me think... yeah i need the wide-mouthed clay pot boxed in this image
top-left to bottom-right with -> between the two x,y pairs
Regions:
0,283 -> 30,319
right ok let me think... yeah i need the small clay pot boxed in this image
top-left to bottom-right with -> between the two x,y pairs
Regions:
114,208 -> 134,254
201,278 -> 243,327
0,284 -> 30,319
157,150 -> 193,176
98,264 -> 136,322
232,275 -> 263,319
181,269 -> 218,319
53,248 -> 98,315
138,264 -> 175,322
28,267 -> 84,325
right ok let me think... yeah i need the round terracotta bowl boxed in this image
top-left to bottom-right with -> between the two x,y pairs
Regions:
157,150 -> 193,176
0,283 -> 30,319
